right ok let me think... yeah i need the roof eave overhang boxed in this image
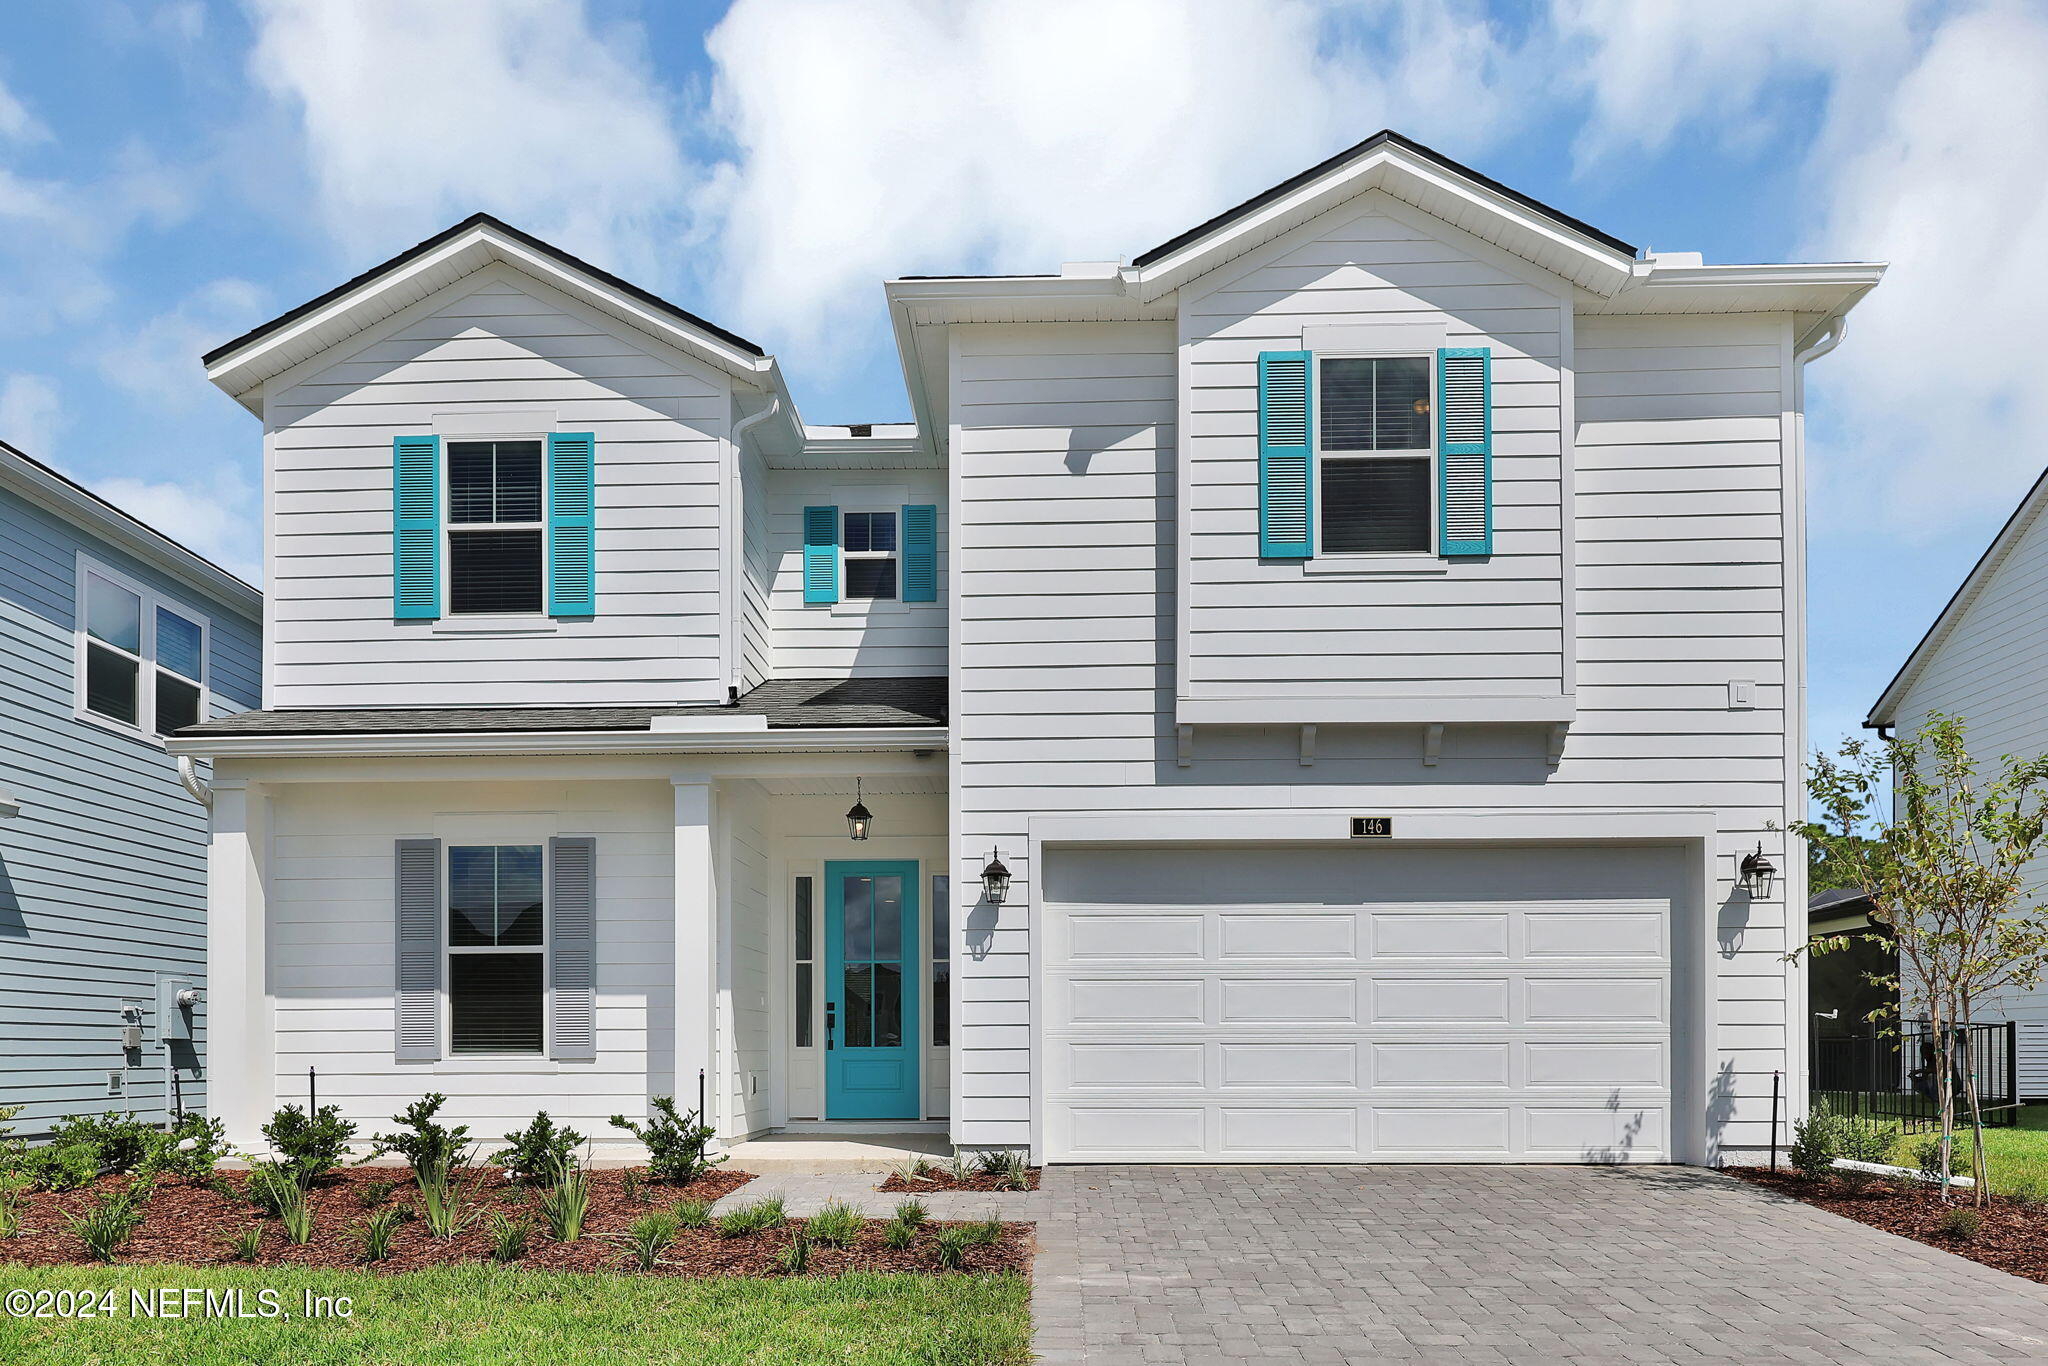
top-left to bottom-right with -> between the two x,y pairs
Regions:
205,222 -> 774,415
1591,262 -> 1887,318
166,724 -> 949,760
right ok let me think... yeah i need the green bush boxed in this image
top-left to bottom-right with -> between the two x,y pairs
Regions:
1914,1135 -> 1971,1181
1938,1206 -> 1983,1239
774,1227 -> 811,1274
609,1097 -> 723,1185
66,1178 -> 153,1262
50,1112 -> 156,1175
893,1198 -> 928,1227
226,1226 -> 263,1262
262,1103 -> 357,1185
488,1211 -> 533,1263
621,1211 -> 678,1270
715,1197 -> 785,1238
144,1113 -> 231,1179
806,1201 -> 862,1247
933,1227 -> 970,1270
370,1094 -> 472,1187
358,1208 -> 402,1263
244,1161 -> 302,1217
490,1111 -> 585,1185
22,1143 -> 99,1192
1832,1114 -> 1901,1166
673,1197 -> 713,1229
537,1150 -> 592,1243
1788,1102 -> 1844,1179
880,1218 -> 915,1250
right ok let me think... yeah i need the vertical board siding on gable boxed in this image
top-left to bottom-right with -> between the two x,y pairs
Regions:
266,779 -> 673,1136
0,486 -> 260,1135
764,469 -> 947,678
949,308 -> 1795,1153
265,270 -> 731,708
1179,207 -> 1566,700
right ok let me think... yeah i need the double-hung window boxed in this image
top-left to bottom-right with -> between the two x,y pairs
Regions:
447,844 -> 545,1054
77,557 -> 208,738
447,440 -> 545,615
843,510 -> 898,600
1317,354 -> 1433,554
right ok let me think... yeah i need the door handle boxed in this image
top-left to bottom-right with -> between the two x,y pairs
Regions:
826,1002 -> 837,1050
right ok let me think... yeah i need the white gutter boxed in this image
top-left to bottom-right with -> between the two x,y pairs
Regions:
176,756 -> 213,808
1795,311 -> 1848,366
165,725 -> 949,760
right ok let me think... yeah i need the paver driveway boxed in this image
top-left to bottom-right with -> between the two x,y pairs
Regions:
1030,1165 -> 2048,1364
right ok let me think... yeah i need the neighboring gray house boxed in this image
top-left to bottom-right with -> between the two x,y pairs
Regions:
173,132 -> 1879,1166
1867,464 -> 2048,1098
0,440 -> 261,1136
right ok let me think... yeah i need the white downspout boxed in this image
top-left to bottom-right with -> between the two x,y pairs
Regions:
177,755 -> 212,809
726,394 -> 782,700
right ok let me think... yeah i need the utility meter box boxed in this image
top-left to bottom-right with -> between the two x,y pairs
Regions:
157,976 -> 196,1042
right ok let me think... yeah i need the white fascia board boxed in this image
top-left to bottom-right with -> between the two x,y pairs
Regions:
165,726 -> 948,760
1029,807 -> 1719,847
1175,695 -> 1577,726
0,447 -> 261,616
1594,262 -> 1886,317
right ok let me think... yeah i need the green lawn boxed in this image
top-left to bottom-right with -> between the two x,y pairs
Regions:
0,1264 -> 1032,1366
1889,1103 -> 2048,1194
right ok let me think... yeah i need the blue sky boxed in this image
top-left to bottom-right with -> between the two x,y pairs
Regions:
2,0 -> 2045,754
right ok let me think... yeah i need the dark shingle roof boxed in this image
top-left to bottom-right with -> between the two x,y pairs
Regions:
180,677 -> 945,738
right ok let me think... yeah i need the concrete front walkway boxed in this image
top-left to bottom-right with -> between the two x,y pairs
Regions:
1030,1165 -> 2048,1365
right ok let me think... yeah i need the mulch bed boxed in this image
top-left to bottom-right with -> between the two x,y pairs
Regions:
1731,1166 -> 2048,1283
0,1166 -> 1031,1279
879,1166 -> 1041,1193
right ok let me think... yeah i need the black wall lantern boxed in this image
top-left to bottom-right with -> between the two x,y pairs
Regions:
1739,843 -> 1776,899
845,778 -> 872,842
980,848 -> 1012,905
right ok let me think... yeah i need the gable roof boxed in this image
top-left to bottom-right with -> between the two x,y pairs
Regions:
204,213 -> 770,413
1131,129 -> 1637,269
1866,465 -> 2048,728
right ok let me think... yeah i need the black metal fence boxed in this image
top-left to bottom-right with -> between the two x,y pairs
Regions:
1811,1020 -> 2020,1131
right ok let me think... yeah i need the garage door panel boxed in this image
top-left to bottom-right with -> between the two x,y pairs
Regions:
1374,1107 -> 1513,1154
1525,1041 -> 1666,1088
1065,912 -> 1204,960
1525,1105 -> 1666,1158
1526,909 -> 1665,957
1065,978 -> 1205,1024
1527,977 -> 1666,1023
1220,1042 -> 1358,1088
1371,912 -> 1511,958
1220,1107 -> 1358,1154
1219,977 -> 1357,1023
1063,1106 -> 1207,1155
1219,913 -> 1356,958
1373,1041 -> 1513,1088
1373,977 -> 1512,1022
1059,1042 -> 1207,1090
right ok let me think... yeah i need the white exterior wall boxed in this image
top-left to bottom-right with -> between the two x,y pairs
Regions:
763,468 -> 947,678
737,443 -> 772,691
1178,194 -> 1568,711
722,779 -> 773,1137
266,776 -> 676,1139
263,263 -> 733,709
948,295 -> 1802,1153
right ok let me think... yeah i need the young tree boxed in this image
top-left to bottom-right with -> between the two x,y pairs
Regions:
1793,713 -> 2048,1204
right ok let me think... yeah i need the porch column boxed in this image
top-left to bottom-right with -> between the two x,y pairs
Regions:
672,778 -> 718,1132
206,779 -> 272,1148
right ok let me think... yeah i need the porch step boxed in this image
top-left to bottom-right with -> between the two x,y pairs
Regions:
717,1131 -> 951,1174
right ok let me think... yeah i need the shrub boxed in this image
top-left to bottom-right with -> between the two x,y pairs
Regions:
1938,1206 -> 1983,1239
67,1178 -> 152,1262
0,1172 -> 28,1239
23,1143 -> 99,1192
975,1149 -> 1030,1189
1914,1136 -> 1971,1181
1788,1102 -> 1843,1179
622,1211 -> 678,1270
370,1094 -> 472,1188
893,1198 -> 928,1227
673,1197 -> 713,1229
491,1112 -> 585,1186
881,1218 -> 915,1250
51,1112 -> 156,1175
143,1113 -> 231,1180
244,1161 -> 303,1217
1833,1114 -> 1902,1167
277,1183 -> 314,1245
417,1168 -> 480,1240
933,1227 -> 969,1270
620,1170 -> 644,1205
357,1179 -> 397,1209
0,1104 -> 24,1173
227,1225 -> 264,1262
959,1218 -> 1005,1247
775,1227 -> 811,1274
715,1197 -> 785,1238
262,1103 -> 357,1186
946,1152 -> 973,1183
609,1097 -> 722,1185
359,1207 -> 402,1263
488,1211 -> 533,1263
806,1200 -> 862,1247
537,1149 -> 592,1243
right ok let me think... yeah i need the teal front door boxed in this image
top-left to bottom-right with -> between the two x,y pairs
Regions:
824,861 -> 920,1120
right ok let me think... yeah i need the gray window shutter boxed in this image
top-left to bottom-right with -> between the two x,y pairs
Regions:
549,836 -> 597,1062
394,838 -> 442,1062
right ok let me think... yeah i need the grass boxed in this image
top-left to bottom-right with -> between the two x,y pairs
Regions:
1886,1103 -> 2048,1194
0,1264 -> 1033,1366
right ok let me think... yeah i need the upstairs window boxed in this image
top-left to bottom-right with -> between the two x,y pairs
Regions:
843,510 -> 898,600
447,439 -> 544,614
76,557 -> 208,738
1318,355 -> 1432,554
447,844 -> 545,1054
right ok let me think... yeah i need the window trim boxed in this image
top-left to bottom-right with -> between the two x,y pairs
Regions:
840,508 -> 900,603
443,436 -> 550,620
1312,349 -> 1437,559
443,841 -> 549,1058
72,553 -> 211,744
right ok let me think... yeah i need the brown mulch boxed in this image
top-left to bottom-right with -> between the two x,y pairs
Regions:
0,1165 -> 1031,1278
879,1165 -> 1042,1193
1730,1166 -> 2048,1283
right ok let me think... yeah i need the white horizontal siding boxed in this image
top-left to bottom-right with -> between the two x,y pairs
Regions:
764,468 -> 946,678
264,264 -> 731,708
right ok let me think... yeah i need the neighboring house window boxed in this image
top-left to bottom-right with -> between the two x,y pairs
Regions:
930,874 -> 949,1048
794,875 -> 814,1048
447,844 -> 545,1054
447,440 -> 544,614
1318,355 -> 1433,554
843,510 -> 897,600
76,557 -> 208,738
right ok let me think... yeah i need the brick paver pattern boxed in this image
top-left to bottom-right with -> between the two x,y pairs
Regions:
1029,1165 -> 2048,1365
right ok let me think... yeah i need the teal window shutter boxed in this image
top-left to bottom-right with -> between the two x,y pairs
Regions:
803,505 -> 840,604
901,503 -> 938,602
1258,351 -> 1313,558
547,432 -> 597,616
392,435 -> 441,619
1437,348 -> 1492,556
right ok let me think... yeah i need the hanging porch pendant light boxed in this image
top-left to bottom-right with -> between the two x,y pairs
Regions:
845,777 -> 873,841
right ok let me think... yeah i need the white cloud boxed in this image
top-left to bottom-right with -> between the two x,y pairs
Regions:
242,0 -> 695,278
98,278 -> 269,407
0,76 -> 46,143
697,0 -> 1534,350
92,466 -> 262,584
0,374 -> 66,457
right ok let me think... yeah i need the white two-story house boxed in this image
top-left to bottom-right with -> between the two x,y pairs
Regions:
172,132 -> 1880,1165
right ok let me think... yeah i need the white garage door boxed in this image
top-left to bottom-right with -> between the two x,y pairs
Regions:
1042,844 -> 1680,1162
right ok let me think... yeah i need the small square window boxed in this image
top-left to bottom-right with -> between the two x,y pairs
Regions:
846,558 -> 898,600
844,511 -> 896,554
